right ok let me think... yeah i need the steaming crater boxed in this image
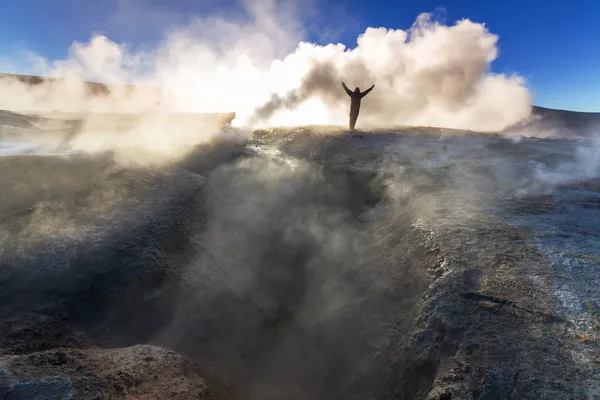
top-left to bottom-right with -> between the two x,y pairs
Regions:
1,110 -> 599,399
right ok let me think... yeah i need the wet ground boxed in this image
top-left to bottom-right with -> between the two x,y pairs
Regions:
0,118 -> 599,399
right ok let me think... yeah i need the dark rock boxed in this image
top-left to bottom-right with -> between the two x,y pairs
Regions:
4,376 -> 73,400
0,346 -> 213,400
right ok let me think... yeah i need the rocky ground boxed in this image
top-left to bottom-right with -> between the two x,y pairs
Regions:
0,123 -> 599,399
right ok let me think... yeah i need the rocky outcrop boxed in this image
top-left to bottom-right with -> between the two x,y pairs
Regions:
0,345 -> 218,400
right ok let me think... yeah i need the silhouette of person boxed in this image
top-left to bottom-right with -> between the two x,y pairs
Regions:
342,82 -> 375,131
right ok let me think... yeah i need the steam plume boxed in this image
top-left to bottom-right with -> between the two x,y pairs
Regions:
1,1 -> 532,139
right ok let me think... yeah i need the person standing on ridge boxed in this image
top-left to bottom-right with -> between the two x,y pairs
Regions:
342,82 -> 375,131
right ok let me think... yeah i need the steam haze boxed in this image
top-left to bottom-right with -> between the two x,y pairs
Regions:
0,0 -> 532,133
5,2 -> 600,398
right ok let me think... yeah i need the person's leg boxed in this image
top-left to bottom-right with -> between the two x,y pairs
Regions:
349,110 -> 358,130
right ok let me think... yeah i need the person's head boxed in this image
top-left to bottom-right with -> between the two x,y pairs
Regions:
354,87 -> 360,93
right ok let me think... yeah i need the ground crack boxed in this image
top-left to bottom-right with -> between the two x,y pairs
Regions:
462,291 -> 567,324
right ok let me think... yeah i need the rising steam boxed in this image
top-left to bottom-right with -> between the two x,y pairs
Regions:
1,0 -> 532,142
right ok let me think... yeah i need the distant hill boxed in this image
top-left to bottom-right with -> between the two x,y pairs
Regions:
0,73 -> 236,127
0,72 -> 145,96
508,106 -> 600,137
530,106 -> 600,132
532,105 -> 600,119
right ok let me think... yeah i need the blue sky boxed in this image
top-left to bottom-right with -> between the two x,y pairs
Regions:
1,0 -> 599,111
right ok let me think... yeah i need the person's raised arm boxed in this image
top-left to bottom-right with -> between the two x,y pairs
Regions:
342,82 -> 352,97
360,84 -> 375,98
